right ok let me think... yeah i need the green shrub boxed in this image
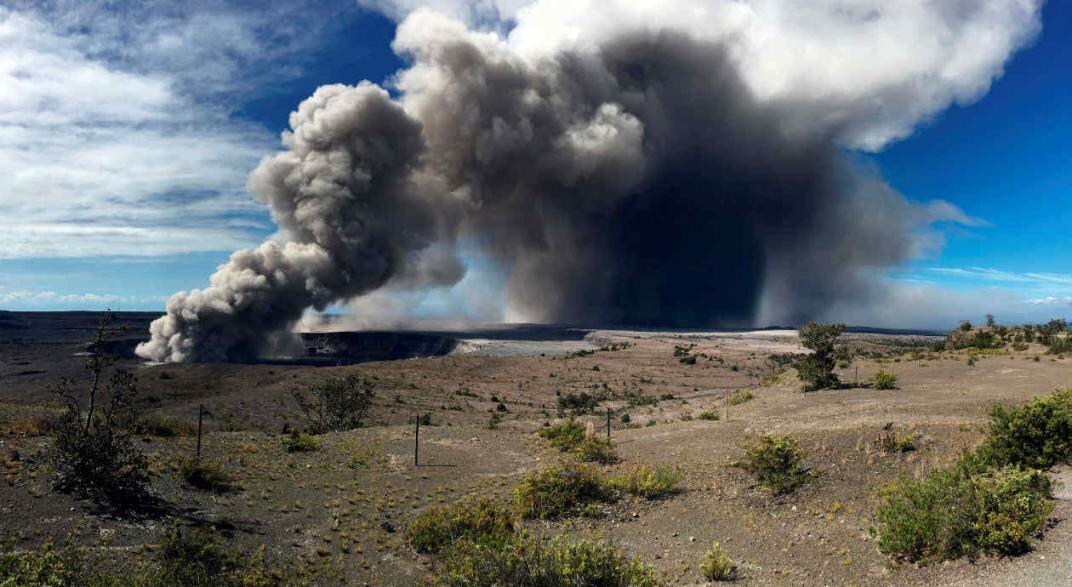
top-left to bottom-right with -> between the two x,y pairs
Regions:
437,532 -> 660,587
0,539 -> 80,586
873,370 -> 898,390
538,419 -> 586,450
738,434 -> 815,495
1047,337 -> 1072,354
179,457 -> 235,492
556,392 -> 602,416
797,322 -> 847,390
728,390 -> 754,406
701,542 -> 737,582
407,497 -> 515,554
514,463 -> 615,519
697,411 -> 720,421
291,373 -> 375,433
977,388 -> 1072,469
281,431 -> 320,453
612,465 -> 682,499
571,436 -> 619,464
876,459 -> 1053,563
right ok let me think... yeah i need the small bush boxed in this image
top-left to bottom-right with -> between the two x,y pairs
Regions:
486,413 -> 502,430
876,460 -> 1053,562
514,463 -> 615,519
977,388 -> 1072,469
407,497 -> 515,554
538,419 -> 586,451
697,411 -> 720,421
738,434 -> 815,495
291,373 -> 374,433
179,457 -> 235,492
728,390 -> 754,406
1048,337 -> 1072,354
156,525 -> 277,586
437,532 -> 660,587
571,436 -> 619,464
556,392 -> 602,415
701,542 -> 737,582
878,431 -> 916,453
281,431 -> 321,453
873,370 -> 898,390
612,465 -> 682,499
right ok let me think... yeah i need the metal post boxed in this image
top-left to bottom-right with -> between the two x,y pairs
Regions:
196,403 -> 204,461
855,366 -> 859,388
606,407 -> 611,442
414,413 -> 420,467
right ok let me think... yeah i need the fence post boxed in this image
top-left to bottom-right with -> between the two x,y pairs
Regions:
606,407 -> 611,442
196,403 -> 204,461
855,366 -> 859,388
414,413 -> 420,467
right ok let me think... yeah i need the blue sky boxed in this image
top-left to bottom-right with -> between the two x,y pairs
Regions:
1,0 -> 1069,328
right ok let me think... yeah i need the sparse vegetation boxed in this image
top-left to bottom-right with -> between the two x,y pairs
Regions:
49,313 -> 149,505
878,429 -> 916,453
179,457 -> 235,492
697,410 -> 720,421
701,542 -> 737,582
281,430 -> 321,452
407,497 -> 516,554
612,465 -> 682,499
436,532 -> 661,587
129,413 -> 193,437
729,390 -> 754,406
738,434 -> 815,495
556,392 -> 602,416
514,463 -> 615,520
873,370 -> 898,390
291,373 -> 375,434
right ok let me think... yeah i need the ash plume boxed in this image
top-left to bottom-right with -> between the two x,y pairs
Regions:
138,4 -> 1036,362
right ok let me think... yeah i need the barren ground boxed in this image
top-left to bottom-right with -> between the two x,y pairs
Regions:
1,311 -> 1070,585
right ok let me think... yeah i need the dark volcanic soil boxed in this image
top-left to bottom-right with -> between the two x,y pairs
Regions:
1,311 -> 1070,586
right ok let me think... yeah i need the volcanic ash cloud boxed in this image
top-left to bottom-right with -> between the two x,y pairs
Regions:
137,2 -> 1039,362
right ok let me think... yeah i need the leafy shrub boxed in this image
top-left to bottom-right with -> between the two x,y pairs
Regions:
612,465 -> 682,499
514,463 -> 615,520
738,434 -> 815,495
729,390 -> 754,406
875,459 -> 1053,562
179,457 -> 235,492
1012,341 -> 1029,352
701,542 -> 737,582
797,321 -> 847,390
407,497 -> 516,554
281,431 -> 320,453
977,388 -> 1072,469
1047,337 -> 1072,354
556,392 -> 602,416
0,540 -> 80,586
873,370 -> 898,390
697,411 -> 720,421
572,436 -> 619,464
291,374 -> 374,434
538,419 -> 586,450
437,532 -> 660,587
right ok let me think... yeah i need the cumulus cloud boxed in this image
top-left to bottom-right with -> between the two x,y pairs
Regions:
0,2 -> 349,259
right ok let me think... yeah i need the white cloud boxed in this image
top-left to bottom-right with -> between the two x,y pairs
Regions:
368,0 -> 1042,151
0,3 -> 347,259
0,287 -> 164,308
929,267 -> 1072,285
